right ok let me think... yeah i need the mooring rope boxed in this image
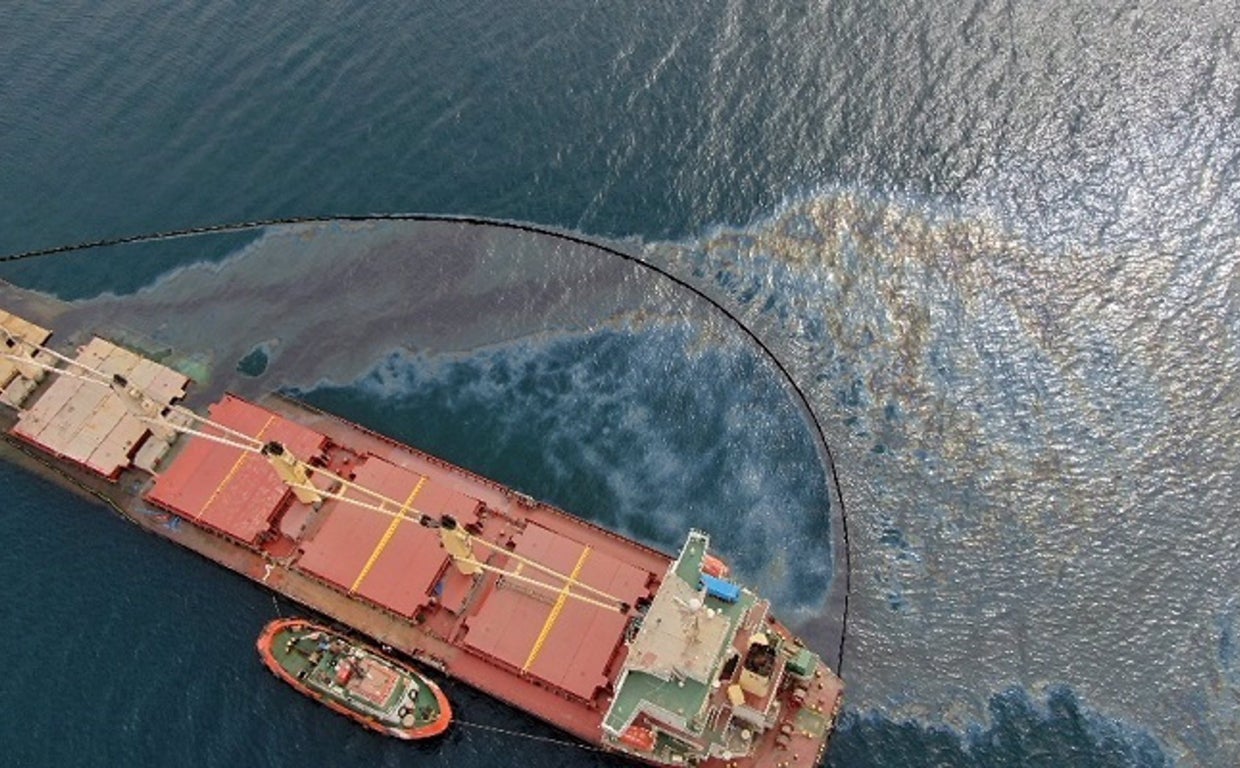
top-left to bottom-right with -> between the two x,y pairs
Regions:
454,718 -> 611,754
0,213 -> 854,674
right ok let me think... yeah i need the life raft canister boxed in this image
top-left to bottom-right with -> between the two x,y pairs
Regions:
702,553 -> 729,579
619,726 -> 656,752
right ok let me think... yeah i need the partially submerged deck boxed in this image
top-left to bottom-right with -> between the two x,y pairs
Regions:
10,336 -> 187,477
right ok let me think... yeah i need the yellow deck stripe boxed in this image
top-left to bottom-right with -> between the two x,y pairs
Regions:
197,415 -> 276,519
349,475 -> 427,593
522,546 -> 591,673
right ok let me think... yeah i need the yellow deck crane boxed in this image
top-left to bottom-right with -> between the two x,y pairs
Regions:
2,335 -> 631,616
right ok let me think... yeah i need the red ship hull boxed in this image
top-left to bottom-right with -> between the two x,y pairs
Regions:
0,314 -> 843,767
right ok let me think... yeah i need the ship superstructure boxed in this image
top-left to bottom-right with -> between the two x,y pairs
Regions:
603,532 -> 838,764
0,308 -> 843,767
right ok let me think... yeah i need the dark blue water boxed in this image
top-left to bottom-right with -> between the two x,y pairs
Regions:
4,1 -> 1238,765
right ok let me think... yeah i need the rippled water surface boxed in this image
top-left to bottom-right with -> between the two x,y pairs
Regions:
3,1 -> 1238,766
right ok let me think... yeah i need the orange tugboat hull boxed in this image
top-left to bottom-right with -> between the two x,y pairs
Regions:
257,618 -> 451,739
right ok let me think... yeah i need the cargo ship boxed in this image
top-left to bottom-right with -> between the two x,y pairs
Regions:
257,617 -> 452,739
0,305 -> 844,767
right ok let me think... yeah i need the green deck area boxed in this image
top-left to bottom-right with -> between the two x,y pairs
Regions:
606,670 -> 710,730
673,531 -> 708,584
604,531 -> 756,743
268,625 -> 441,724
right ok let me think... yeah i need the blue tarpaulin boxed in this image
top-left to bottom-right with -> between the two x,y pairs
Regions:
700,574 -> 741,603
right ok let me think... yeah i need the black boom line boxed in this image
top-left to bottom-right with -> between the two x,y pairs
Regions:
0,213 -> 854,674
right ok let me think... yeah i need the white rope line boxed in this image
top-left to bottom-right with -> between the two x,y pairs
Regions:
1,328 -> 111,380
0,352 -> 106,386
467,535 -> 623,604
282,481 -> 624,607
167,403 -> 265,448
137,417 -> 262,454
4,336 -> 261,448
466,559 -> 625,614
7,333 -> 627,612
454,719 -> 609,753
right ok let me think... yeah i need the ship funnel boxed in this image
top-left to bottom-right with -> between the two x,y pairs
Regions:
261,441 -> 324,506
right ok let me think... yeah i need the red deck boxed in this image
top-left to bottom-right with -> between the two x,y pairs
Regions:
297,454 -> 481,616
146,395 -> 326,542
463,523 -> 648,700
145,393 -> 664,709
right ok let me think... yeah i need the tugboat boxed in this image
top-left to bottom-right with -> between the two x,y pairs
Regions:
257,618 -> 452,739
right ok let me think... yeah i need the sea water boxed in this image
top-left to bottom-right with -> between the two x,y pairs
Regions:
4,1 -> 1238,765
